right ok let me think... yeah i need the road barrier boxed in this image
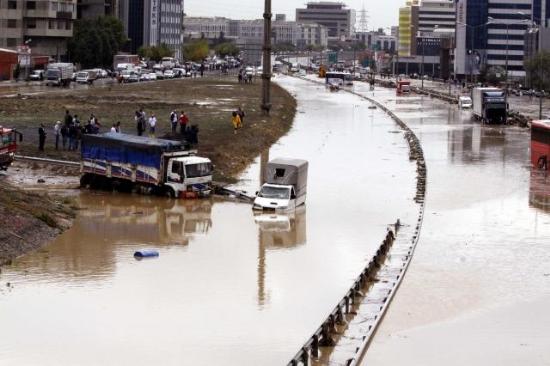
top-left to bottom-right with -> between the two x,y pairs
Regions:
287,75 -> 427,365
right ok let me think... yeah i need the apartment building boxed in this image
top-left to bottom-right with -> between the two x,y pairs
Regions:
298,22 -> 329,48
418,0 -> 455,33
455,0 -> 534,78
0,0 -> 77,58
77,0 -> 117,19
184,17 -> 230,39
296,2 -> 356,40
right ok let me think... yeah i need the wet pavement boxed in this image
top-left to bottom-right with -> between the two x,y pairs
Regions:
350,83 -> 550,365
0,76 -> 419,365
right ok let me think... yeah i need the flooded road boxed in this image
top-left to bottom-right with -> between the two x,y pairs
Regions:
351,85 -> 550,365
0,77 -> 419,365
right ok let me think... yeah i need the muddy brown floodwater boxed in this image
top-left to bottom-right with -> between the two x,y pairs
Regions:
349,83 -> 550,366
0,76 -> 419,365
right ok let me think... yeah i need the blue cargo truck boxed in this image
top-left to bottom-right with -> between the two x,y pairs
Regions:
80,133 -> 213,198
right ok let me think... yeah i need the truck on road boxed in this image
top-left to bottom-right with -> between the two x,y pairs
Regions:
45,62 -> 74,87
80,133 -> 213,198
253,158 -> 308,211
75,69 -> 98,84
0,126 -> 22,170
472,87 -> 507,124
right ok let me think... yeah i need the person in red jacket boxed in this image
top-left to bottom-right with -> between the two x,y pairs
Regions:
179,111 -> 189,136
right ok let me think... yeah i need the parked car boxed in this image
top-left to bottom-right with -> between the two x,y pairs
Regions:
147,72 -> 157,81
29,70 -> 44,81
128,72 -> 140,83
155,70 -> 164,80
458,96 -> 473,109
163,69 -> 175,79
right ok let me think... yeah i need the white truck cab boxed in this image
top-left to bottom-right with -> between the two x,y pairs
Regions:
165,156 -> 213,198
253,158 -> 308,211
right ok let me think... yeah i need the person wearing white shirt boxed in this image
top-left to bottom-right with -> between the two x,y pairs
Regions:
148,114 -> 157,137
110,124 -> 117,133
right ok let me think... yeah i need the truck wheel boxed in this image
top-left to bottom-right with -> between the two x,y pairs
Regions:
164,187 -> 176,198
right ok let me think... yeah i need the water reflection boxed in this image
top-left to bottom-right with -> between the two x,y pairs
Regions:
255,208 -> 307,307
9,193 -> 212,282
446,125 -> 528,164
529,170 -> 550,212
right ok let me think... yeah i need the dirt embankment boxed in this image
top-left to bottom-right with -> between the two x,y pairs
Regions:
0,179 -> 75,266
0,76 -> 297,265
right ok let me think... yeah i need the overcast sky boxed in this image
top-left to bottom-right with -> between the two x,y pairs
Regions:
184,0 -> 404,31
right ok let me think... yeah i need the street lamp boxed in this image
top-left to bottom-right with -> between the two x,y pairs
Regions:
517,11 -> 544,119
487,16 -> 530,90
457,20 -> 492,85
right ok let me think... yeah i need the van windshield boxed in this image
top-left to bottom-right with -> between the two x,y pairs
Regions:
259,186 -> 290,199
185,163 -> 213,178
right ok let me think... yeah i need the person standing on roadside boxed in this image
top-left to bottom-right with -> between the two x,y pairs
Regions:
200,63 -> 205,77
237,107 -> 245,126
116,121 -> 121,133
61,122 -> 69,150
179,111 -> 189,136
64,110 -> 72,128
110,123 -> 117,133
231,111 -> 241,134
68,121 -> 77,150
54,121 -> 62,150
38,123 -> 46,151
170,110 -> 178,134
148,114 -> 157,138
135,111 -> 144,136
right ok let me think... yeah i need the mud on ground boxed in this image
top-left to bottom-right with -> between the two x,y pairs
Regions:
0,76 -> 297,182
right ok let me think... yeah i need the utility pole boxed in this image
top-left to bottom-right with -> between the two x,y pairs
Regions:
261,0 -> 272,115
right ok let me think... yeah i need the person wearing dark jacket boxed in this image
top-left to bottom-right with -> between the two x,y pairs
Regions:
38,123 -> 46,151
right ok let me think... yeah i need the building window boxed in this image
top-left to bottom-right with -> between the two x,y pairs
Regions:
7,38 -> 18,47
8,19 -> 17,28
8,0 -> 17,9
26,1 -> 36,10
26,20 -> 37,29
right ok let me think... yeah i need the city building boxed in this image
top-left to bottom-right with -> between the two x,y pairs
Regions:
297,22 -> 329,49
398,0 -> 419,57
77,0 -> 118,19
183,17 -> 230,40
143,0 -> 183,59
418,0 -> 455,33
183,16 -> 328,49
356,29 -> 397,52
118,0 -> 144,53
296,2 -> 356,40
0,0 -> 77,59
454,0 -> 536,79
118,0 -> 183,59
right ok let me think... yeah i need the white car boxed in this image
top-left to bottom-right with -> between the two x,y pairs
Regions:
459,96 -> 473,109
147,72 -> 157,81
163,69 -> 175,78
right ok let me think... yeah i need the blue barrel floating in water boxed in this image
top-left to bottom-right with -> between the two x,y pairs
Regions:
134,250 -> 159,258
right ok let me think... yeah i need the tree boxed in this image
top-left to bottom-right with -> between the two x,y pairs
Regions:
138,44 -> 174,62
272,42 -> 296,53
68,16 -> 127,68
182,39 -> 209,62
484,66 -> 506,85
524,51 -> 550,90
215,42 -> 240,58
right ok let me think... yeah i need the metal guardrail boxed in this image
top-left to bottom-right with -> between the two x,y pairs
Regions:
287,75 -> 427,365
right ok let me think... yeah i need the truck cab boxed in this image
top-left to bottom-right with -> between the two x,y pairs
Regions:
253,158 -> 308,211
165,156 -> 213,198
253,184 -> 297,211
0,127 -> 22,170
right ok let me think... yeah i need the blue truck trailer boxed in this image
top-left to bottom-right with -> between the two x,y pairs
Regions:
80,133 -> 213,198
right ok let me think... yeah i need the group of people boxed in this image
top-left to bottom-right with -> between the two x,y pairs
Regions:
38,110 -> 120,152
38,105 -> 246,152
238,69 -> 253,84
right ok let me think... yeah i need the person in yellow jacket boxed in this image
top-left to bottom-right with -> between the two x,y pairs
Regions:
231,111 -> 242,134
